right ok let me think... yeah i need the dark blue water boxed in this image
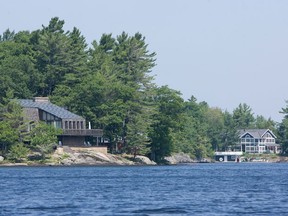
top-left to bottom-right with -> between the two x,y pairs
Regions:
0,163 -> 288,216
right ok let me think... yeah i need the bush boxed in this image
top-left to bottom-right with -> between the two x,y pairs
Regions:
7,143 -> 29,162
29,123 -> 62,158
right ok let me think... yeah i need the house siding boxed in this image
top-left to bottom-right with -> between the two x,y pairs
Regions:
18,98 -> 104,148
237,129 -> 280,154
62,136 -> 86,147
23,107 -> 40,122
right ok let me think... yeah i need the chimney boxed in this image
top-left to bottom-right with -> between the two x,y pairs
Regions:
33,97 -> 49,102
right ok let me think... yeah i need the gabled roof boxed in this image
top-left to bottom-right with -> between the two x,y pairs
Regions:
238,129 -> 277,139
18,99 -> 84,120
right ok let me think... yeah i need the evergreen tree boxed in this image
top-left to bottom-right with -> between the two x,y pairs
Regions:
233,103 -> 255,129
221,111 -> 239,151
277,101 -> 288,154
0,100 -> 26,155
34,17 -> 82,96
149,86 -> 184,163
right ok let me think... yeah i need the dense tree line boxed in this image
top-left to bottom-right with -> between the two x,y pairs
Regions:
0,17 -> 285,163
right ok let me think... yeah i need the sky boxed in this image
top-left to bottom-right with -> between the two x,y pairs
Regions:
1,0 -> 288,122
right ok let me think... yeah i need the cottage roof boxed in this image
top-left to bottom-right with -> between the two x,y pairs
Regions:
18,99 -> 84,120
238,129 -> 276,139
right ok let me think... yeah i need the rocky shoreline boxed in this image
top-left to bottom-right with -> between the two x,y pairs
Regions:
0,146 -> 157,167
1,149 -> 288,167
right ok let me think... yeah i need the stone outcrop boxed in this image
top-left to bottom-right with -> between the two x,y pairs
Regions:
134,155 -> 156,165
52,147 -> 155,166
164,153 -> 196,164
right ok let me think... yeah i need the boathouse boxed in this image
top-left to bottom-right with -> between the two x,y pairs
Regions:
214,151 -> 243,162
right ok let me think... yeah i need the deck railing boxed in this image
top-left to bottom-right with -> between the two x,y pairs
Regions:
62,129 -> 103,136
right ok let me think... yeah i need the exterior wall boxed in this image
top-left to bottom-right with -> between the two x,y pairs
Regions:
240,138 -> 266,153
215,152 -> 242,162
20,97 -> 103,148
239,133 -> 277,154
23,108 -> 40,122
62,119 -> 86,130
61,136 -> 86,147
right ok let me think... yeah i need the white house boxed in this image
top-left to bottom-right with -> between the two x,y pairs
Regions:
236,129 -> 280,154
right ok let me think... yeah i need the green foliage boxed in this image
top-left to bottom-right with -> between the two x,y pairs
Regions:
233,103 -> 255,129
277,101 -> 288,154
0,100 -> 26,155
7,143 -> 29,162
0,121 -> 19,155
255,115 -> 275,129
29,123 -> 62,158
149,86 -> 184,163
220,111 -> 239,151
0,17 -> 280,164
0,29 -> 15,41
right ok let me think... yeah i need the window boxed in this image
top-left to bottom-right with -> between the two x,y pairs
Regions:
264,133 -> 272,138
55,121 -> 62,129
42,111 -> 47,120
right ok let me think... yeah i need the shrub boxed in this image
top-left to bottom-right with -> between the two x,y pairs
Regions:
7,143 -> 29,162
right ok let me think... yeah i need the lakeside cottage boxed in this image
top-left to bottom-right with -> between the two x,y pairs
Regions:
215,128 -> 280,162
236,129 -> 280,154
18,97 -> 105,149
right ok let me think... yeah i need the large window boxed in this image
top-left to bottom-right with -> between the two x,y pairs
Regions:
39,110 -> 62,128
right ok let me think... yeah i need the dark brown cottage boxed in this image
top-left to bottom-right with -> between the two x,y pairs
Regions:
18,97 -> 103,147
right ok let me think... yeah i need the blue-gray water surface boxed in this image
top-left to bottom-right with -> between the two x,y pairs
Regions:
0,163 -> 288,216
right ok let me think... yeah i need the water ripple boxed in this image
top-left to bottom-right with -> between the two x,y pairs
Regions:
0,163 -> 288,215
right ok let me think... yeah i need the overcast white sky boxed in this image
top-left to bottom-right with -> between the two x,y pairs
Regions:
2,0 -> 288,122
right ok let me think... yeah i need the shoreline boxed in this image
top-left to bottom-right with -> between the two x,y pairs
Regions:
1,159 -> 287,167
1,149 -> 287,167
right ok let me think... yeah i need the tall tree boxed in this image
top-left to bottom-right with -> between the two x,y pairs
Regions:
110,32 -> 156,151
34,17 -> 80,96
0,100 -> 25,155
277,101 -> 288,154
0,30 -> 39,101
221,111 -> 239,151
205,107 -> 225,151
0,29 -> 15,41
179,96 -> 213,159
149,86 -> 184,163
255,115 -> 275,130
233,103 -> 255,129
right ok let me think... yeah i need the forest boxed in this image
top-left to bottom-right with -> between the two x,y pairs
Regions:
1,17 -> 288,163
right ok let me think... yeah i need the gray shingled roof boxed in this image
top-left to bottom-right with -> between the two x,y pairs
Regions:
18,99 -> 84,120
238,129 -> 276,139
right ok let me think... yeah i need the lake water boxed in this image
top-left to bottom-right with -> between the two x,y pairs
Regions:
0,163 -> 288,216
